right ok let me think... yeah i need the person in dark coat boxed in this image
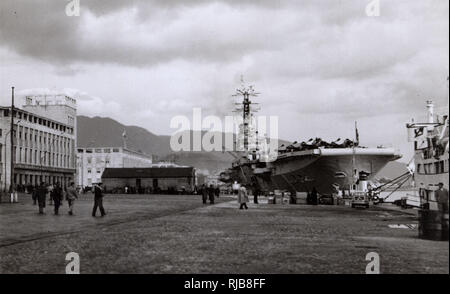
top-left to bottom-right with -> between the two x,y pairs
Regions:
51,182 -> 63,215
252,182 -> 260,204
37,182 -> 47,214
215,186 -> 220,198
200,184 -> 208,204
92,183 -> 106,217
31,185 -> 38,205
208,184 -> 215,204
311,187 -> 318,205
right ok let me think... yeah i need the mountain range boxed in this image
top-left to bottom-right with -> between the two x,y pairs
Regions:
77,115 -> 409,178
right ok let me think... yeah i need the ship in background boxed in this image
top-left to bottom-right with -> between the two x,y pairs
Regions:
220,82 -> 402,195
406,99 -> 448,240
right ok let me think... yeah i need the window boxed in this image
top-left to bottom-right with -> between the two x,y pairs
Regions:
88,168 -> 92,174
113,148 -> 120,152
104,148 -> 111,153
95,148 -> 102,153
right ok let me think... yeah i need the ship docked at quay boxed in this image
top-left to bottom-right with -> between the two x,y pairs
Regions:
220,83 -> 402,196
407,100 -> 449,241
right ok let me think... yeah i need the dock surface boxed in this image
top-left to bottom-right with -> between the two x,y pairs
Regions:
0,193 -> 448,274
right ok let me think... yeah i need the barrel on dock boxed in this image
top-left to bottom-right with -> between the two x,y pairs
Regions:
418,209 -> 449,241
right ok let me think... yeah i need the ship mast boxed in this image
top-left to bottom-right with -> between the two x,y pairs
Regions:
232,77 -> 260,153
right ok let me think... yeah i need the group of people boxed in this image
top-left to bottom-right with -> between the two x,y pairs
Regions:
199,184 -> 220,204
31,182 -> 106,217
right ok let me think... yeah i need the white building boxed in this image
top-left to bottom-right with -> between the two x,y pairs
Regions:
0,92 -> 77,190
77,147 -> 153,187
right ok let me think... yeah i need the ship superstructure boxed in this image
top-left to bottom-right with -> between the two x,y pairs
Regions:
407,101 -> 449,210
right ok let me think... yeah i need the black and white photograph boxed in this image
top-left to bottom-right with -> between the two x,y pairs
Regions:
0,0 -> 448,283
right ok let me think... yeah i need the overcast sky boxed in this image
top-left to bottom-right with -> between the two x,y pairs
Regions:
0,0 -> 448,161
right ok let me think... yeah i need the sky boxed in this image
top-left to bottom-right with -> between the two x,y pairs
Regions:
0,0 -> 448,162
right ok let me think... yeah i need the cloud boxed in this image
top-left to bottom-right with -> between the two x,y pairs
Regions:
0,0 -> 448,162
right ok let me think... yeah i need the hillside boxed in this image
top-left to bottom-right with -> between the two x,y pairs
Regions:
77,115 -> 408,178
77,115 -> 171,157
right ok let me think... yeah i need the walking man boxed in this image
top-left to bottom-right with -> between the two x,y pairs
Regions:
436,182 -> 449,213
252,182 -> 260,204
208,184 -> 215,204
238,185 -> 249,210
201,184 -> 208,204
66,182 -> 78,215
37,182 -> 47,214
51,182 -> 63,215
311,187 -> 318,205
92,183 -> 106,217
32,185 -> 38,205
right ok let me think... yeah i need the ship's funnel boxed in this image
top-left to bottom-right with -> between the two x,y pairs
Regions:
426,100 -> 435,132
426,100 -> 434,123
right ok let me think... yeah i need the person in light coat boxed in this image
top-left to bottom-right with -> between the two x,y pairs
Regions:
238,185 -> 249,210
66,182 -> 78,215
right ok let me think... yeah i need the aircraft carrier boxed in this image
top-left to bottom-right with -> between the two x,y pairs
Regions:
220,83 -> 402,195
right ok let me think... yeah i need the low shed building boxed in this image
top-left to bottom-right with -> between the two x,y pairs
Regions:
101,167 -> 196,194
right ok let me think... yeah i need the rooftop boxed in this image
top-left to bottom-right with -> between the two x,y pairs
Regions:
102,167 -> 195,179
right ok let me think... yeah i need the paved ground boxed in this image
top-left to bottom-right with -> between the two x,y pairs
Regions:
0,193 -> 448,274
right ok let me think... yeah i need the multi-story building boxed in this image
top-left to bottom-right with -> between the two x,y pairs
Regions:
0,102 -> 77,190
77,147 -> 153,188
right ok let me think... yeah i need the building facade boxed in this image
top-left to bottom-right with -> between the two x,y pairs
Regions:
0,105 -> 77,190
77,147 -> 153,187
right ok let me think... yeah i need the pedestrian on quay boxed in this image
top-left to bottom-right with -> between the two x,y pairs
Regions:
215,186 -> 220,198
66,182 -> 78,215
238,185 -> 249,210
252,182 -> 260,204
92,183 -> 106,217
201,184 -> 208,204
48,183 -> 54,206
51,182 -> 63,215
436,182 -> 449,213
208,184 -> 215,204
31,185 -> 38,205
311,187 -> 318,205
37,182 -> 47,214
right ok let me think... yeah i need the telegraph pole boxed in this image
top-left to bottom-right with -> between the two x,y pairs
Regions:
10,87 -> 15,196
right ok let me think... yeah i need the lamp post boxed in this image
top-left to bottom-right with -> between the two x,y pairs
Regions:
3,121 -> 20,192
10,87 -> 15,201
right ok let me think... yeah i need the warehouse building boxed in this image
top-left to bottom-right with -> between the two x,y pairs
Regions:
77,146 -> 153,188
101,167 -> 196,194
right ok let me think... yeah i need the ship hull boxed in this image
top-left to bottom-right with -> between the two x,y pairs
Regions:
229,148 -> 401,195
